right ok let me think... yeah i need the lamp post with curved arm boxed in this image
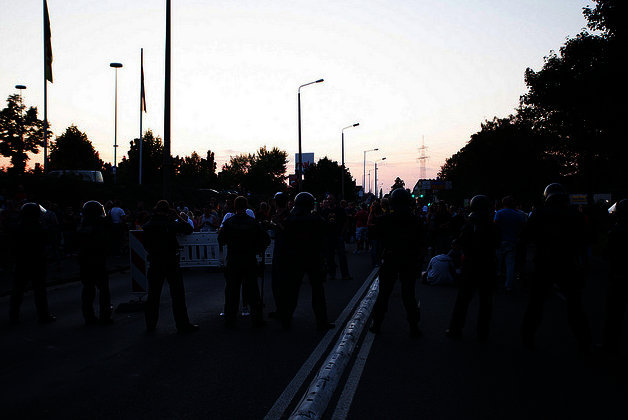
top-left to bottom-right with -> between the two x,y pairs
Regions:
341,123 -> 359,199
363,148 -> 378,195
297,79 -> 324,191
110,62 -> 123,183
374,157 -> 386,199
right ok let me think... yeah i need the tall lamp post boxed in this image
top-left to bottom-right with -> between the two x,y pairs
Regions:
341,123 -> 359,199
297,78 -> 324,191
363,148 -> 378,195
374,157 -> 386,199
110,62 -> 123,183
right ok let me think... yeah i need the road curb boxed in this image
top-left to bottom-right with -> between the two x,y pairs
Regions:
289,275 -> 379,420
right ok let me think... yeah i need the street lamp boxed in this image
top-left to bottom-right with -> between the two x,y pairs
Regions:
15,85 -> 27,110
374,157 -> 386,199
110,62 -> 123,183
15,84 -> 26,107
363,148 -> 378,194
341,122 -> 359,199
297,78 -> 324,191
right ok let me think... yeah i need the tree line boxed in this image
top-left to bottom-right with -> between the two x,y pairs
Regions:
438,0 -> 625,206
0,97 -> 359,202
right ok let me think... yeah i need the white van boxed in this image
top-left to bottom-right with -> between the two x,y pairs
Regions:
47,170 -> 104,183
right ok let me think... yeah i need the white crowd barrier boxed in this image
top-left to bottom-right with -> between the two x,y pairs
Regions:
129,230 -> 274,296
178,232 -> 222,267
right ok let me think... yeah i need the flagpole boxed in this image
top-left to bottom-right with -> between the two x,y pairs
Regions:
43,66 -> 48,173
163,0 -> 171,200
139,48 -> 144,185
43,0 -> 50,173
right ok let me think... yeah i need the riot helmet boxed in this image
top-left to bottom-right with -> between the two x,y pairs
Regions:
20,202 -> 43,221
274,192 -> 288,207
468,195 -> 492,220
389,188 -> 412,212
543,183 -> 567,204
83,200 -> 106,219
608,199 -> 628,220
291,192 -> 315,215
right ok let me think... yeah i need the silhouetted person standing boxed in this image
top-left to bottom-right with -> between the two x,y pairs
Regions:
109,198 -> 127,256
218,196 -> 270,328
446,195 -> 501,342
143,200 -> 199,333
77,201 -> 113,326
494,196 -> 525,291
321,194 -> 352,280
368,189 -> 427,337
9,203 -> 56,324
434,200 -> 452,256
597,199 -> 628,354
520,183 -> 592,354
282,192 -> 335,331
269,192 -> 290,319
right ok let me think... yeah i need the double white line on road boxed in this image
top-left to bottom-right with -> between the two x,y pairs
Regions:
264,269 -> 380,420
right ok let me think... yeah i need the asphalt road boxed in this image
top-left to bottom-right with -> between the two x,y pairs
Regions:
343,256 -> 626,420
1,246 -> 626,420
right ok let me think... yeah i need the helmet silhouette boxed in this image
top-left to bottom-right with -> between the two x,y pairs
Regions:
469,195 -> 492,220
274,192 -> 288,207
83,200 -> 106,219
20,202 -> 43,220
543,183 -> 567,203
291,192 -> 315,215
389,189 -> 412,211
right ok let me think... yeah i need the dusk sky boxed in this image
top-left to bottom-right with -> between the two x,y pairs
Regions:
1,0 -> 591,192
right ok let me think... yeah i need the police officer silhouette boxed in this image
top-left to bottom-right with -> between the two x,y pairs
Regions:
77,201 -> 113,325
143,200 -> 199,333
597,199 -> 628,354
9,203 -> 56,324
218,196 -> 270,328
445,195 -> 501,342
282,192 -> 335,331
520,183 -> 592,354
368,189 -> 427,337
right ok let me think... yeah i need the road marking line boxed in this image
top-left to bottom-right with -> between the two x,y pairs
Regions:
264,269 -> 379,420
331,328 -> 376,420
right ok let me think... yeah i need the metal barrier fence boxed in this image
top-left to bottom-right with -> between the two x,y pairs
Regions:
178,232 -> 222,267
129,231 -> 274,296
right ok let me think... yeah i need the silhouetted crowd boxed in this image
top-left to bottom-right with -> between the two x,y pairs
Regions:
2,183 -> 626,354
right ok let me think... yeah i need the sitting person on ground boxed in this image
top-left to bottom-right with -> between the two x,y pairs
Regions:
422,239 -> 462,285
424,254 -> 455,285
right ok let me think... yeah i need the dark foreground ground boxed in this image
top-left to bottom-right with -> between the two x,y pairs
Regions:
1,245 -> 626,420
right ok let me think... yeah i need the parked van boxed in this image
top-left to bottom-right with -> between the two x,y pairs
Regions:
47,170 -> 104,183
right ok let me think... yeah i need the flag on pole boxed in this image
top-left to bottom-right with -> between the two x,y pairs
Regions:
44,0 -> 53,83
141,49 -> 146,112
139,48 -> 146,185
